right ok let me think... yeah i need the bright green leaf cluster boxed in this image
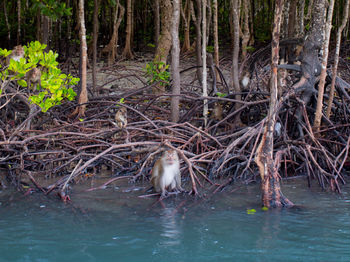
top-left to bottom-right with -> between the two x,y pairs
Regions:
144,61 -> 170,88
247,208 -> 256,214
0,41 -> 78,112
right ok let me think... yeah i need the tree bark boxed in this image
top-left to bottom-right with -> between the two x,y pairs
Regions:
154,0 -> 160,49
180,0 -> 191,53
202,0 -> 208,126
71,0 -> 88,117
154,0 -> 173,64
92,0 -> 100,95
122,0 -> 134,59
3,1 -> 11,46
194,0 -> 202,83
255,0 -> 293,208
17,0 -> 21,45
213,0 -> 220,81
326,0 -> 350,118
171,0 -> 181,123
241,0 -> 250,60
313,0 -> 335,132
231,0 -> 242,126
102,1 -> 125,65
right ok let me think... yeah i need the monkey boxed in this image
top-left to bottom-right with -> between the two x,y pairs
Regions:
114,107 -> 127,128
241,70 -> 251,89
26,67 -> 41,90
6,45 -> 25,64
213,102 -> 223,121
151,149 -> 183,197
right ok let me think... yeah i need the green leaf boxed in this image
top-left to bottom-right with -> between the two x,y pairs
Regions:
216,92 -> 226,98
18,80 -> 27,87
247,209 -> 256,214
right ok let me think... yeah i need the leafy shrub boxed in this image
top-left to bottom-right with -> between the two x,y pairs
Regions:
0,41 -> 79,112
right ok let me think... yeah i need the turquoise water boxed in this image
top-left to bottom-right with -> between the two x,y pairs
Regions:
1,179 -> 350,262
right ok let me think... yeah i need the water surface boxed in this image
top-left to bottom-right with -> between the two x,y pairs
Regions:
1,178 -> 350,262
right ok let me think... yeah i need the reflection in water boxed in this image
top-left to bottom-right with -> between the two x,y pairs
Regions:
1,180 -> 350,261
159,208 -> 181,246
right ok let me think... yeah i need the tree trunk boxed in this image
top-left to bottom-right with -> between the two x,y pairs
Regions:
171,0 -> 181,123
17,0 -> 21,44
122,0 -> 134,59
154,0 -> 160,49
154,0 -> 173,64
255,0 -> 293,208
231,0 -> 243,127
42,15 -> 50,50
241,0 -> 250,61
102,1 -> 125,65
180,0 -> 191,53
3,1 -> 11,46
153,0 -> 173,94
92,0 -> 100,95
205,0 -> 211,46
326,0 -> 350,118
202,0 -> 208,126
195,0 -> 202,83
213,0 -> 220,81
298,0 -> 305,37
313,0 -> 335,132
71,0 -> 88,117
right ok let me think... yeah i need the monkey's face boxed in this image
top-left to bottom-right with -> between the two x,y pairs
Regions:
14,46 -> 24,57
163,150 -> 178,165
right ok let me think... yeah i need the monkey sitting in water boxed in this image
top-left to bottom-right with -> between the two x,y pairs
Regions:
151,149 -> 183,198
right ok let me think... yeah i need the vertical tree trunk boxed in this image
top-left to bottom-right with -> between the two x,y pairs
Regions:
102,1 -> 125,65
202,0 -> 208,126
66,0 -> 71,62
122,0 -> 134,59
3,1 -> 11,46
313,0 -> 335,132
154,0 -> 173,64
17,0 -> 21,44
326,0 -> 350,118
180,0 -> 191,53
171,0 -> 181,123
231,0 -> 242,127
298,0 -> 305,37
92,0 -> 100,95
154,0 -> 160,49
205,0 -> 211,46
195,0 -> 202,83
241,0 -> 250,61
71,0 -> 88,117
212,0 -> 220,81
255,0 -> 293,208
42,16 -> 50,49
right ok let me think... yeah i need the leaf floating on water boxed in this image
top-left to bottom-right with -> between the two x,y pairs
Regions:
247,209 -> 256,214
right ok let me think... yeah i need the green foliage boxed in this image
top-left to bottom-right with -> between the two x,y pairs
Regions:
147,43 -> 156,48
144,61 -> 170,88
245,46 -> 256,53
246,209 -> 256,214
216,92 -> 227,98
0,41 -> 78,112
206,46 -> 214,53
32,0 -> 72,20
